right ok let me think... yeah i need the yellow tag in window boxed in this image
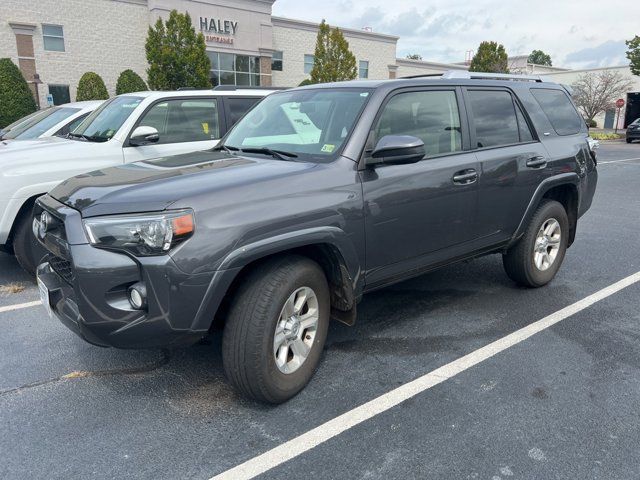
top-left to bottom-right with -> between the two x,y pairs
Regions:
202,122 -> 209,135
321,144 -> 335,153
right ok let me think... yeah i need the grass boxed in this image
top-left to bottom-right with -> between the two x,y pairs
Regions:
0,282 -> 26,294
590,132 -> 624,140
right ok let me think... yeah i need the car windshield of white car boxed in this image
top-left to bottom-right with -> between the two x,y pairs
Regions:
71,96 -> 143,142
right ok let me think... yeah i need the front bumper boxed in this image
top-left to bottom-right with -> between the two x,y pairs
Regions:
34,195 -> 228,349
626,129 -> 640,140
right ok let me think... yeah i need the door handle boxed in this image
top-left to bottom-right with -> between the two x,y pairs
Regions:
452,169 -> 478,185
526,156 -> 547,168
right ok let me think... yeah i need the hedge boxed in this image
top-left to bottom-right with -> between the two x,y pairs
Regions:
116,69 -> 147,95
0,58 -> 37,128
76,72 -> 109,101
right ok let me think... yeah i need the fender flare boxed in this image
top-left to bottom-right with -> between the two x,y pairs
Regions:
507,172 -> 580,249
190,226 -> 362,331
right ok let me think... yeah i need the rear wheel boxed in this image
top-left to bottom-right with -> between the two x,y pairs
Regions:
503,199 -> 569,288
13,213 -> 46,276
222,255 -> 330,404
627,138 -> 632,144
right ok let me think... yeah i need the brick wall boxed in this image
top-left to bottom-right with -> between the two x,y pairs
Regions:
0,0 -> 149,106
271,22 -> 397,87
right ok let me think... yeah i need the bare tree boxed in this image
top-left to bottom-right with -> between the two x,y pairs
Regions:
571,71 -> 633,122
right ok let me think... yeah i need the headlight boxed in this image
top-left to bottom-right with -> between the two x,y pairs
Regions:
83,210 -> 194,256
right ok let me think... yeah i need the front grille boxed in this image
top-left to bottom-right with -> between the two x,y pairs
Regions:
49,255 -> 75,284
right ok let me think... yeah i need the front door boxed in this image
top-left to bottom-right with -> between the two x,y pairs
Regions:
360,88 -> 480,286
123,97 -> 222,163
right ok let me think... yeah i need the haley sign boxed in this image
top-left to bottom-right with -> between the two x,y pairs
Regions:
199,17 -> 237,45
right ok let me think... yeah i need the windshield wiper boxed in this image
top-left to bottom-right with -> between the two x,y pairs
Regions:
239,147 -> 298,161
67,132 -> 90,142
215,144 -> 240,154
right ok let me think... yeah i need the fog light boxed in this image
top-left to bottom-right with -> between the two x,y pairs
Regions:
127,283 -> 147,309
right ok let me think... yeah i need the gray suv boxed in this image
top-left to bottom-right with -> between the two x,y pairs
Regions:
34,71 -> 598,403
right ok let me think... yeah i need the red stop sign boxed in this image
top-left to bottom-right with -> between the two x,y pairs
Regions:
616,98 -> 625,108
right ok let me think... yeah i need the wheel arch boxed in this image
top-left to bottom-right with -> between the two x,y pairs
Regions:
508,173 -> 580,249
191,227 -> 363,332
3,194 -> 43,252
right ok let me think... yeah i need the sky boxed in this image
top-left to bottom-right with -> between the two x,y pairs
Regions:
272,0 -> 638,69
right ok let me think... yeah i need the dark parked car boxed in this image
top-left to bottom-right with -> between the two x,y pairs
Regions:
34,71 -> 598,403
626,118 -> 640,143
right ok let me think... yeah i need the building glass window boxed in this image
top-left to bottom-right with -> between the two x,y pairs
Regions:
43,24 -> 65,52
304,55 -> 315,74
359,60 -> 369,79
272,51 -> 283,71
208,51 -> 261,87
48,84 -> 70,105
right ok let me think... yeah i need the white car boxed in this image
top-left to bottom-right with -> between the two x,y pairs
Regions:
0,101 -> 103,143
0,87 -> 275,273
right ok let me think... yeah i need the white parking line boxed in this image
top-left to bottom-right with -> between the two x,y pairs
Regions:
211,270 -> 640,480
0,300 -> 41,314
599,157 -> 640,164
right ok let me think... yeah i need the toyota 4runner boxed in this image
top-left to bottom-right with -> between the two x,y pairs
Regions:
34,71 -> 598,403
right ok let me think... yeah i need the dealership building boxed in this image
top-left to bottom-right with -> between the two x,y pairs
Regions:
1,0 -> 638,126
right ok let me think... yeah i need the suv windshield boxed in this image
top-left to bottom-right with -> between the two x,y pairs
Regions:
72,96 -> 143,142
224,88 -> 372,161
3,107 -> 80,140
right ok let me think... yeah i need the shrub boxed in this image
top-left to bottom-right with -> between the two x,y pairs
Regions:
0,58 -> 37,128
298,79 -> 313,86
76,72 -> 109,101
590,132 -> 623,140
116,69 -> 147,95
585,118 -> 597,128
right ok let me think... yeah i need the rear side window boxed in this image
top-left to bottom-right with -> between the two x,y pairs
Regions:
227,97 -> 260,127
530,88 -> 582,135
468,90 -> 520,148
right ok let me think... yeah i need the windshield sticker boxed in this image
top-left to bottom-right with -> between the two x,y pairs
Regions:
321,144 -> 335,153
202,122 -> 209,135
360,92 -> 369,97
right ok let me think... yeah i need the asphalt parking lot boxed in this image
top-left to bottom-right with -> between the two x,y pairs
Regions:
1,142 -> 639,480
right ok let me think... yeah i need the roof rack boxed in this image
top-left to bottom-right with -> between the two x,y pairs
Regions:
402,70 -> 546,83
212,85 -> 287,91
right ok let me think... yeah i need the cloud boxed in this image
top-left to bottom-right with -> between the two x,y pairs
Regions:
564,40 -> 628,69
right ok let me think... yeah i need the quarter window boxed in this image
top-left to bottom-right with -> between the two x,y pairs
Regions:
468,90 -> 520,148
359,61 -> 369,79
43,24 -> 65,52
304,55 -> 315,74
531,88 -> 583,136
374,90 -> 462,157
137,98 -> 219,144
271,51 -> 283,71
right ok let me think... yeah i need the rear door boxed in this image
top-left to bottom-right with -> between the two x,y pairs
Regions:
361,87 -> 480,286
122,96 -> 223,162
464,88 -> 549,243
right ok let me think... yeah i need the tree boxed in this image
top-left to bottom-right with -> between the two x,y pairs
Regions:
116,69 -> 148,95
76,72 -> 109,101
0,58 -> 37,128
309,20 -> 357,84
572,70 -> 633,122
299,79 -> 313,86
406,53 -> 423,60
626,35 -> 640,76
146,10 -> 210,90
469,41 -> 509,73
527,50 -> 552,66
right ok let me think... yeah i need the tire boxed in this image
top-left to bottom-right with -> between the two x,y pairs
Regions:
627,138 -> 632,144
503,199 -> 569,288
13,213 -> 47,277
222,255 -> 330,404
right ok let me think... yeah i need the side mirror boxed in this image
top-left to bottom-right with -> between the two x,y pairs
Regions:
367,135 -> 425,166
130,126 -> 159,146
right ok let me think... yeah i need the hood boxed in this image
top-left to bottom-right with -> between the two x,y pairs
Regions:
0,136 -> 111,174
50,150 -> 319,217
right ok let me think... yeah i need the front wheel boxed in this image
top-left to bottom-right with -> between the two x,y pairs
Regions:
503,199 -> 569,288
222,255 -> 330,404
